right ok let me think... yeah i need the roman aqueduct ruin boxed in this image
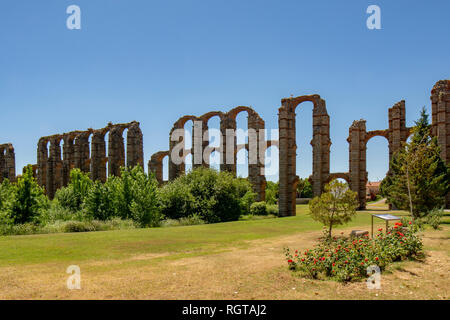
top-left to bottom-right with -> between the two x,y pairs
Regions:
1,80 -> 449,214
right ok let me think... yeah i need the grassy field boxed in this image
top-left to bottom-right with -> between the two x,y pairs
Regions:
0,202 -> 449,300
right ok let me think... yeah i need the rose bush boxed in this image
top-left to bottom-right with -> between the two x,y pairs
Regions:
285,220 -> 423,282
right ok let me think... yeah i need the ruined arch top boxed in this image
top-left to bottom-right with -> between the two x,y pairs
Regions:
278,94 -> 331,217
36,121 -> 143,199
159,105 -> 266,201
0,143 -> 16,183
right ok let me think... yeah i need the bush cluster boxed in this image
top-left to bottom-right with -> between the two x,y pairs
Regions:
54,166 -> 161,227
284,221 -> 423,282
1,166 -> 261,236
159,167 -> 256,223
249,201 -> 278,216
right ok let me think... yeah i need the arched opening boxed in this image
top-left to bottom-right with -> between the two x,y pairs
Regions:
264,145 -> 279,182
236,147 -> 249,178
162,155 -> 169,181
236,111 -> 249,147
185,153 -> 193,174
104,131 -> 110,178
366,136 -> 389,202
207,116 -> 221,148
123,127 -> 129,168
295,101 -> 314,182
183,120 -> 194,173
46,140 -> 51,160
209,150 -> 220,171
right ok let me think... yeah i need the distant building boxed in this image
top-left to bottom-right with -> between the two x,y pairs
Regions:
366,181 -> 381,200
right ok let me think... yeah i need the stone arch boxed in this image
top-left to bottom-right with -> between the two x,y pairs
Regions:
431,80 -> 450,207
278,94 -> 330,217
326,172 -> 350,185
169,115 -> 200,180
148,150 -> 169,185
126,121 -> 144,170
365,130 -> 389,143
201,111 -> 223,168
36,121 -> 142,197
0,143 -> 16,183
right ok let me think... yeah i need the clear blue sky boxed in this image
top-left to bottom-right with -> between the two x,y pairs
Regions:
1,0 -> 449,182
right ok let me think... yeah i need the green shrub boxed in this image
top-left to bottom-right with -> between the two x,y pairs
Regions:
55,169 -> 93,212
297,178 -> 313,198
250,202 -> 268,216
84,166 -> 161,227
84,181 -> 116,221
159,167 -> 255,223
10,165 -> 49,224
265,181 -> 279,205
0,179 -> 15,227
425,207 -> 444,230
161,214 -> 205,227
266,204 -> 279,216
63,220 -> 96,233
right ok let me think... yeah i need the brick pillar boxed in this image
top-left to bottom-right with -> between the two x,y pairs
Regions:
311,98 -> 331,196
149,151 -> 168,185
169,125 -> 185,180
46,138 -> 62,199
201,119 -> 210,167
62,134 -> 76,187
248,112 -> 266,201
431,80 -> 450,208
388,100 -> 408,163
5,145 -> 16,183
37,138 -> 48,189
108,126 -> 125,177
74,131 -> 91,174
348,120 -> 367,209
91,131 -> 107,182
192,120 -> 203,169
126,122 -> 144,170
0,146 -> 4,183
278,100 -> 296,216
220,115 -> 236,175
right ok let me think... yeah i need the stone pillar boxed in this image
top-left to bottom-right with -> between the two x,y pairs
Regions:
431,80 -> 450,208
126,122 -> 144,170
201,119 -> 210,168
388,100 -> 408,163
278,100 -> 297,217
5,145 -> 16,183
348,120 -> 367,209
248,112 -> 266,201
149,151 -> 169,185
169,125 -> 185,180
0,146 -> 5,182
91,130 -> 107,182
37,138 -> 49,190
108,126 -> 125,177
74,131 -> 91,174
46,137 -> 63,199
192,120 -> 203,168
220,115 -> 237,175
62,134 -> 76,187
311,98 -> 331,196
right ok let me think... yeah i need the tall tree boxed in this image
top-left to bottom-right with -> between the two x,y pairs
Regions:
309,179 -> 358,237
382,108 -> 449,218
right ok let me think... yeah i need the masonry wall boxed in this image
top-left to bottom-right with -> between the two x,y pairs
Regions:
431,80 -> 450,208
0,143 -> 16,183
160,106 -> 267,202
36,121 -> 143,199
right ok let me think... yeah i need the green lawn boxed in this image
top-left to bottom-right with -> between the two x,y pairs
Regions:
0,204 -> 399,267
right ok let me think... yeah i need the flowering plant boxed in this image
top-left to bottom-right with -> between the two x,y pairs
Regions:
284,221 -> 423,282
